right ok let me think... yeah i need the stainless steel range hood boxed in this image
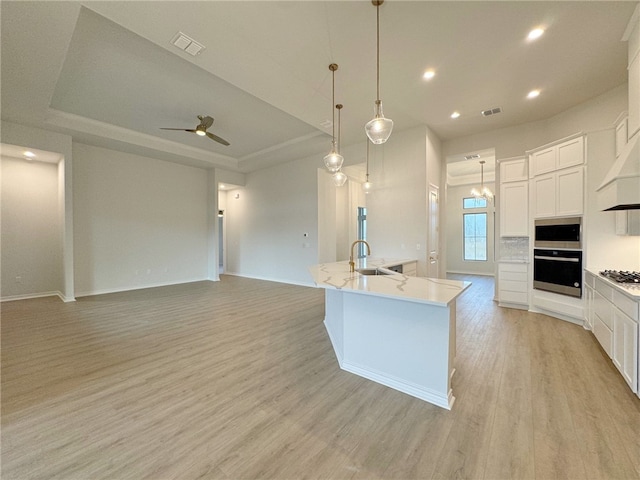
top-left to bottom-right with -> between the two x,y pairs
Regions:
597,134 -> 640,210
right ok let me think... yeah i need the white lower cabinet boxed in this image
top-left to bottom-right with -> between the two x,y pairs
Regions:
498,263 -> 529,309
613,307 -> 638,392
402,261 -> 417,276
589,274 -> 639,394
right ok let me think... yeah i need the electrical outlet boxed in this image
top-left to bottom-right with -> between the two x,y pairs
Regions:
15,275 -> 22,284
416,243 -> 421,250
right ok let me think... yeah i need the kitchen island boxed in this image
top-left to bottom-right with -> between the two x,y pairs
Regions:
309,259 -> 471,409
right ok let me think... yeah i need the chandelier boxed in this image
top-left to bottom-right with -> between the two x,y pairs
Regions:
470,160 -> 494,202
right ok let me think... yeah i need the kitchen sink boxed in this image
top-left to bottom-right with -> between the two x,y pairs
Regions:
356,268 -> 391,276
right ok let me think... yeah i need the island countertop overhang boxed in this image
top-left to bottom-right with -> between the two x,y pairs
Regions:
309,258 -> 471,307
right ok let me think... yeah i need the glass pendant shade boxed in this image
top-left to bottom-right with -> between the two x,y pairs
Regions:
365,101 -> 393,144
324,141 -> 344,173
333,170 -> 348,187
363,180 -> 373,194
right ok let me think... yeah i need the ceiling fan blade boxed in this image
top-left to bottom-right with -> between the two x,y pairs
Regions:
160,128 -> 197,132
206,131 -> 230,146
198,115 -> 214,129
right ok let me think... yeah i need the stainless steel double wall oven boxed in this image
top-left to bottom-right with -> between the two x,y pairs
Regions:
533,217 -> 583,298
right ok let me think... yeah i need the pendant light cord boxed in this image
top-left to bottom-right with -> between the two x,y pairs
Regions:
366,136 -> 370,178
332,68 -> 336,141
376,3 -> 380,102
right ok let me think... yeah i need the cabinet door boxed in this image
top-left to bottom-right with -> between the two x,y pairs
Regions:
613,308 -> 638,392
500,181 -> 528,236
532,173 -> 556,218
531,147 -> 556,176
557,137 -> 584,169
500,158 -> 528,182
556,166 -> 584,216
584,285 -> 594,331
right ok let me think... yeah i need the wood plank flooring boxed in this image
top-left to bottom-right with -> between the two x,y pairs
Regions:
2,274 -> 639,479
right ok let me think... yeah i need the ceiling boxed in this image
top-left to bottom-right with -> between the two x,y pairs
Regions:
1,1 -> 636,174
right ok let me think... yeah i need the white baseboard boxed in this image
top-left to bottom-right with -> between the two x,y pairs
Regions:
341,360 -> 454,410
74,278 -> 209,298
1,290 -> 65,303
223,271 -> 315,288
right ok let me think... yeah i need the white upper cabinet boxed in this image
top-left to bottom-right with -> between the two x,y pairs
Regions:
530,147 -> 556,177
500,157 -> 528,182
529,135 -> 585,218
499,158 -> 529,236
557,136 -> 584,169
500,181 -> 529,236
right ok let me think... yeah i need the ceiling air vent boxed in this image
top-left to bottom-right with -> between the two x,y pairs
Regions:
171,32 -> 205,56
481,107 -> 502,117
464,154 -> 481,160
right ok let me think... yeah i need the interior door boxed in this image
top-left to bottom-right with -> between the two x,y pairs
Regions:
428,184 -> 439,278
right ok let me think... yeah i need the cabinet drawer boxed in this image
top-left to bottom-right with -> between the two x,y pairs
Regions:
499,263 -> 528,273
593,317 -> 613,358
594,291 -> 613,329
500,271 -> 528,283
500,290 -> 528,305
584,272 -> 596,288
613,290 -> 639,322
595,278 -> 613,301
501,280 -> 528,293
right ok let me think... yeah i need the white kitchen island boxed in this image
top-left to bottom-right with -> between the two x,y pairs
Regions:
309,259 -> 471,409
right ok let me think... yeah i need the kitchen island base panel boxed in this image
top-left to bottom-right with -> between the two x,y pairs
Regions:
323,288 -> 456,410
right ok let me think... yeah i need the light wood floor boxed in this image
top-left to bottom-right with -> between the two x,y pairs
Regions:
2,275 -> 639,479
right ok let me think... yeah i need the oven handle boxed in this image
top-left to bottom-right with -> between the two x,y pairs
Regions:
534,255 -> 580,262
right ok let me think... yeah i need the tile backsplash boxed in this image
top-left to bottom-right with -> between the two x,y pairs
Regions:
499,236 -> 529,262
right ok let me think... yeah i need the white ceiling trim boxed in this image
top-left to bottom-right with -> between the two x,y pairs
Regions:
45,109 -> 238,170
238,130 -> 327,163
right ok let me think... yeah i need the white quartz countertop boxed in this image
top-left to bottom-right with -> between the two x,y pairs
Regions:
585,268 -> 640,299
309,258 -> 471,307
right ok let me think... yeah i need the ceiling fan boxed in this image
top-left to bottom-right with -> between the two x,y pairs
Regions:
160,115 -> 230,146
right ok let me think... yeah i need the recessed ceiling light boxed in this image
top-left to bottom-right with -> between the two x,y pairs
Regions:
423,70 -> 435,80
527,89 -> 541,99
451,111 -> 460,119
527,28 -> 544,41
23,151 -> 36,158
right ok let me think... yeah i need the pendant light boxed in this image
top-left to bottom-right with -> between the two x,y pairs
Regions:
365,0 -> 393,145
470,160 -> 494,202
324,64 -> 344,173
363,138 -> 373,194
332,104 -> 348,186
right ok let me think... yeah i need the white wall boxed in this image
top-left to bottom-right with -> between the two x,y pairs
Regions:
1,156 -> 63,299
445,183 -> 496,275
224,156 -> 319,286
1,121 -> 74,300
73,143 -> 211,295
366,126 -> 436,276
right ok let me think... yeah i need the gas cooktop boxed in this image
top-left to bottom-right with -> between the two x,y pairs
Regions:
599,270 -> 640,284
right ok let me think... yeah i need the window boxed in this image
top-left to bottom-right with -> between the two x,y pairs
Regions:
357,206 -> 367,258
463,197 -> 487,209
463,197 -> 487,261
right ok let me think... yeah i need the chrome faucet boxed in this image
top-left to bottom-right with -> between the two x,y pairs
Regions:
349,240 -> 371,272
